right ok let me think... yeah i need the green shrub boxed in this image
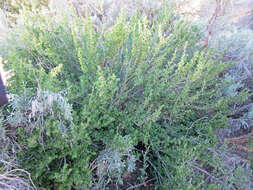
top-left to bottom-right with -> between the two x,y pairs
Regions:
0,3 -> 250,189
6,89 -> 92,189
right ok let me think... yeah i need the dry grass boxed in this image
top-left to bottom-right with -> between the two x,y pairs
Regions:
0,163 -> 36,190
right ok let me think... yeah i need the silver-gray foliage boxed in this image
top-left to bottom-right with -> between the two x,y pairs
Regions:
94,135 -> 136,188
7,87 -> 73,136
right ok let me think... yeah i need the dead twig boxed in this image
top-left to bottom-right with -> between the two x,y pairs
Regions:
204,0 -> 222,47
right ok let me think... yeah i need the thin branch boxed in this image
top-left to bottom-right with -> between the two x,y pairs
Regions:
192,164 -> 236,190
126,178 -> 155,190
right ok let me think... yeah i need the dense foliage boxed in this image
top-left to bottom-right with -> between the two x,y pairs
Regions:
0,3 -> 251,190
